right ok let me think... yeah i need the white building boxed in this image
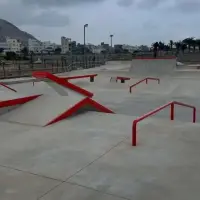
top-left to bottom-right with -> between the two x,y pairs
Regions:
61,36 -> 71,54
6,38 -> 22,53
122,45 -> 138,53
87,44 -> 104,54
42,41 -> 57,50
28,39 -> 42,53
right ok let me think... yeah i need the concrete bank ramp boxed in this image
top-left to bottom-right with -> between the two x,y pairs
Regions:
130,58 -> 176,77
0,95 -> 113,126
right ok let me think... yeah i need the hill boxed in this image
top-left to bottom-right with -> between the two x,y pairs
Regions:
0,19 -> 38,43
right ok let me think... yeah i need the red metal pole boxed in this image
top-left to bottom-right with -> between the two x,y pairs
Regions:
130,87 -> 132,93
193,107 -> 196,123
146,78 -> 148,84
170,103 -> 174,120
132,121 -> 137,146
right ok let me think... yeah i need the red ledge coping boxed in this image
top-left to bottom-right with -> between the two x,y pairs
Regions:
45,97 -> 114,126
116,76 -> 131,80
0,82 -> 17,92
32,71 -> 93,98
134,56 -> 176,60
0,94 -> 41,108
60,74 -> 98,80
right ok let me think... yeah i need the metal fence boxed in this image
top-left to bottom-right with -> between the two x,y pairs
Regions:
0,55 -> 106,79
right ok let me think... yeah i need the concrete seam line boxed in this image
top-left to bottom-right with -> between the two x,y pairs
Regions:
64,139 -> 126,183
66,181 -> 131,200
0,164 -> 63,182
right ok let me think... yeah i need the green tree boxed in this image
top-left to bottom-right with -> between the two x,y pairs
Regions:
54,47 -> 61,54
182,37 -> 194,52
181,43 -> 187,53
21,47 -> 29,59
5,52 -> 16,60
195,39 -> 200,52
169,40 -> 174,50
152,42 -> 159,58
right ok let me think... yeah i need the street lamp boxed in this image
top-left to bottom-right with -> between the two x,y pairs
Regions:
84,24 -> 88,54
110,34 -> 114,48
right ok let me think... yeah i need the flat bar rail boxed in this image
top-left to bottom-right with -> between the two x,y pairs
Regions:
132,101 -> 196,146
129,77 -> 160,93
0,82 -> 17,92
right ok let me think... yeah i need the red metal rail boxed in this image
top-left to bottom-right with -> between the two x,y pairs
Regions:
129,77 -> 160,93
60,74 -> 98,80
132,101 -> 196,146
0,82 -> 17,92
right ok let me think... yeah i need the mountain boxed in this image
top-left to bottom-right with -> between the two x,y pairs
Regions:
0,19 -> 38,44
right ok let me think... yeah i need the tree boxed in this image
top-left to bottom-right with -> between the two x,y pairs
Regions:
21,47 -> 29,57
169,40 -> 174,50
152,42 -> 159,58
5,52 -> 16,60
158,41 -> 165,50
195,39 -> 200,52
182,37 -> 194,52
54,47 -> 61,54
174,41 -> 182,56
181,43 -> 187,53
0,48 -> 4,53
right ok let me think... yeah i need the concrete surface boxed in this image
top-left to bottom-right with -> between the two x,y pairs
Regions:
0,60 -> 200,200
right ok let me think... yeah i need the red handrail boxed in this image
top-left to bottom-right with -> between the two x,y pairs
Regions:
129,77 -> 160,93
132,101 -> 196,146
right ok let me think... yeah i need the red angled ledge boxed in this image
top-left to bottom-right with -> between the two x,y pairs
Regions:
0,94 -> 42,108
45,97 -> 114,126
0,82 -> 17,92
32,71 -> 94,97
60,74 -> 98,80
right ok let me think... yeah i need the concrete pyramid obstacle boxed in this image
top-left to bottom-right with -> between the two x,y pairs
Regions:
0,72 -> 114,126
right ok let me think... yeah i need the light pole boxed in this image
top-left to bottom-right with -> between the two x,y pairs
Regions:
110,34 -> 114,48
84,24 -> 88,54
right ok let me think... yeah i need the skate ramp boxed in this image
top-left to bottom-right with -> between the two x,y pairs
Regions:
130,58 -> 176,77
0,95 -> 114,126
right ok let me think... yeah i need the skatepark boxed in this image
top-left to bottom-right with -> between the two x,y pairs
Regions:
0,57 -> 200,200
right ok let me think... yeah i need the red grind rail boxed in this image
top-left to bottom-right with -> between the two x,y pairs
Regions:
132,101 -> 196,146
0,82 -> 17,92
60,74 -> 98,80
129,77 -> 160,93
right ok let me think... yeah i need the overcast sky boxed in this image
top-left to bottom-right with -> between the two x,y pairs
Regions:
0,0 -> 199,45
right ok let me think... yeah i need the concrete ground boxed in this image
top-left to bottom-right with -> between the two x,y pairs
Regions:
0,61 -> 200,200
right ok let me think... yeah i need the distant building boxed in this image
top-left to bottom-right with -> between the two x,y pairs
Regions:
87,43 -> 104,54
122,45 -> 137,53
61,36 -> 71,54
42,41 -> 57,51
28,39 -> 42,53
6,37 -> 22,53
101,42 -> 110,51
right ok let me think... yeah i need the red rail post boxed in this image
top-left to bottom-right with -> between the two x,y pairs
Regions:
132,120 -> 137,146
170,103 -> 174,120
146,78 -> 148,84
193,107 -> 196,123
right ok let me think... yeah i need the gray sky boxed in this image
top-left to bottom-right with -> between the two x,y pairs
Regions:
0,0 -> 199,45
